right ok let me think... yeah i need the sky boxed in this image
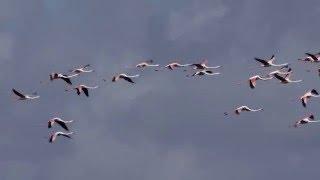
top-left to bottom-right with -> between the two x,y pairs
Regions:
1,0 -> 320,179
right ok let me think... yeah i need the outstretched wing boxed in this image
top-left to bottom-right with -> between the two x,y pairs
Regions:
254,58 -> 269,66
249,79 -> 256,89
122,76 -> 135,83
305,53 -> 318,61
55,120 -> 70,131
83,64 -> 90,68
12,88 -> 26,98
301,98 -> 307,108
82,88 -> 89,97
74,88 -> 80,95
60,134 -> 72,139
273,73 -> 287,82
60,77 -> 72,85
192,64 -> 202,69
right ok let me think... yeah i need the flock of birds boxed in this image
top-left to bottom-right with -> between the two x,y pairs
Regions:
11,51 -> 320,143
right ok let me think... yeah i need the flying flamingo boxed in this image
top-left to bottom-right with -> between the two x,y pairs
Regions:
12,88 -> 39,100
48,117 -> 73,131
248,75 -> 273,89
164,62 -> 191,70
49,132 -> 73,143
234,105 -> 263,115
268,67 -> 292,76
49,73 -> 79,85
254,55 -> 288,67
68,85 -> 99,97
112,73 -> 139,83
187,70 -> 220,77
69,64 -> 93,74
136,60 -> 159,68
189,59 -> 221,70
300,89 -> 320,108
298,52 -> 320,62
292,114 -> 320,128
272,72 -> 302,84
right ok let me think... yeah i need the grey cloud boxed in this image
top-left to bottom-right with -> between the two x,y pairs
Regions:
2,0 -> 320,180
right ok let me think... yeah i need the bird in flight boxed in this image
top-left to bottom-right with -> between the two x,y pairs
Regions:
12,88 -> 39,100
293,114 -> 320,128
298,52 -> 320,62
189,59 -> 221,70
272,72 -> 302,84
300,89 -> 320,108
234,105 -> 263,115
49,73 -> 79,85
48,117 -> 73,131
254,55 -> 288,67
70,85 -> 99,97
49,131 -> 73,143
164,62 -> 191,70
136,60 -> 159,68
268,66 -> 292,76
248,75 -> 273,89
187,70 -> 220,77
69,64 -> 93,74
112,73 -> 139,83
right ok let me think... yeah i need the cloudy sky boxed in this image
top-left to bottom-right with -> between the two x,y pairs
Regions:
2,0 -> 320,179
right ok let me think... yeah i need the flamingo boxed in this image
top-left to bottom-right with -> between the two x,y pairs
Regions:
49,132 -> 73,143
70,85 -> 99,97
300,89 -> 320,108
48,117 -> 73,131
248,75 -> 273,89
112,74 -> 139,83
136,60 -> 159,68
254,55 -> 288,67
189,59 -> 221,70
273,73 -> 302,84
293,114 -> 320,128
268,67 -> 292,76
164,62 -> 191,70
188,70 -> 220,77
49,73 -> 79,85
12,88 -> 39,100
298,52 -> 320,62
234,105 -> 263,115
69,64 -> 93,74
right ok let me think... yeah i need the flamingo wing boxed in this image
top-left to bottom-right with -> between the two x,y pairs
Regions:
60,133 -> 72,139
192,64 -> 202,69
301,97 -> 307,108
49,134 -> 56,143
82,88 -> 89,97
83,64 -> 90,68
48,121 -> 53,128
305,53 -> 318,61
12,89 -> 26,98
273,73 -> 287,82
122,76 -> 135,83
55,120 -> 70,131
249,79 -> 256,89
254,58 -> 269,66
60,77 -> 72,85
